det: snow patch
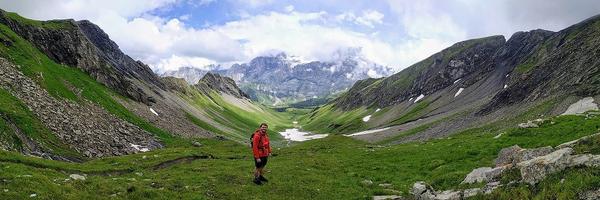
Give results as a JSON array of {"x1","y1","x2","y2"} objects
[
  {"x1": 375, "y1": 108, "x2": 381, "y2": 112},
  {"x1": 494, "y1": 132, "x2": 504, "y2": 139},
  {"x1": 149, "y1": 108, "x2": 159, "y2": 116},
  {"x1": 346, "y1": 127, "x2": 391, "y2": 136},
  {"x1": 279, "y1": 129, "x2": 328, "y2": 141},
  {"x1": 454, "y1": 88, "x2": 464, "y2": 97},
  {"x1": 453, "y1": 79, "x2": 461, "y2": 84},
  {"x1": 130, "y1": 144, "x2": 150, "y2": 152},
  {"x1": 503, "y1": 84, "x2": 508, "y2": 89},
  {"x1": 414, "y1": 94, "x2": 425, "y2": 103},
  {"x1": 562, "y1": 97, "x2": 599, "y2": 115},
  {"x1": 362, "y1": 115, "x2": 372, "y2": 122}
]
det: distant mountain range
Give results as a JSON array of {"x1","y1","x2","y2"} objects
[{"x1": 162, "y1": 51, "x2": 394, "y2": 106}]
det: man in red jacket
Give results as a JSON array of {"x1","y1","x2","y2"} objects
[{"x1": 252, "y1": 123, "x2": 272, "y2": 185}]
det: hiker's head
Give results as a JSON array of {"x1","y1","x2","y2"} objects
[{"x1": 259, "y1": 123, "x2": 268, "y2": 132}]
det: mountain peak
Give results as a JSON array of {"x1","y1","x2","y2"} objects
[{"x1": 195, "y1": 72, "x2": 249, "y2": 99}]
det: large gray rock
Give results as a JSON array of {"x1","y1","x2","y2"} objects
[
  {"x1": 518, "y1": 121, "x2": 539, "y2": 128},
  {"x1": 579, "y1": 189, "x2": 600, "y2": 200},
  {"x1": 556, "y1": 133, "x2": 600, "y2": 149},
  {"x1": 516, "y1": 148, "x2": 573, "y2": 185},
  {"x1": 515, "y1": 146, "x2": 554, "y2": 164},
  {"x1": 372, "y1": 195, "x2": 404, "y2": 200},
  {"x1": 412, "y1": 181, "x2": 436, "y2": 200},
  {"x1": 495, "y1": 145, "x2": 554, "y2": 167},
  {"x1": 495, "y1": 145, "x2": 523, "y2": 167},
  {"x1": 568, "y1": 154, "x2": 600, "y2": 167},
  {"x1": 69, "y1": 174, "x2": 86, "y2": 181},
  {"x1": 462, "y1": 166, "x2": 506, "y2": 184},
  {"x1": 462, "y1": 188, "x2": 482, "y2": 198},
  {"x1": 434, "y1": 190, "x2": 461, "y2": 200}
]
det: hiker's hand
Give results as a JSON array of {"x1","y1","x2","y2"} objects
[
  {"x1": 268, "y1": 153, "x2": 272, "y2": 157},
  {"x1": 256, "y1": 158, "x2": 261, "y2": 163}
]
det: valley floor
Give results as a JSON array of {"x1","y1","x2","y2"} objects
[{"x1": 1, "y1": 114, "x2": 600, "y2": 199}]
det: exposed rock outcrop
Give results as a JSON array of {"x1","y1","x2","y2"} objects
[
  {"x1": 0, "y1": 10, "x2": 164, "y2": 105},
  {"x1": 195, "y1": 72, "x2": 249, "y2": 99},
  {"x1": 411, "y1": 133, "x2": 600, "y2": 199}
]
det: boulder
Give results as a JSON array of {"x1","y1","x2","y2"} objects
[
  {"x1": 579, "y1": 189, "x2": 600, "y2": 200},
  {"x1": 372, "y1": 195, "x2": 404, "y2": 200},
  {"x1": 556, "y1": 133, "x2": 600, "y2": 149},
  {"x1": 463, "y1": 188, "x2": 482, "y2": 198},
  {"x1": 462, "y1": 166, "x2": 506, "y2": 184},
  {"x1": 514, "y1": 146, "x2": 554, "y2": 164},
  {"x1": 495, "y1": 145, "x2": 523, "y2": 167},
  {"x1": 192, "y1": 141, "x2": 202, "y2": 147},
  {"x1": 516, "y1": 148, "x2": 573, "y2": 185},
  {"x1": 434, "y1": 190, "x2": 460, "y2": 200},
  {"x1": 495, "y1": 145, "x2": 554, "y2": 167},
  {"x1": 568, "y1": 154, "x2": 600, "y2": 167},
  {"x1": 69, "y1": 174, "x2": 86, "y2": 181},
  {"x1": 361, "y1": 179, "x2": 374, "y2": 186},
  {"x1": 483, "y1": 181, "x2": 502, "y2": 194},
  {"x1": 412, "y1": 181, "x2": 436, "y2": 200},
  {"x1": 518, "y1": 121, "x2": 539, "y2": 128}
]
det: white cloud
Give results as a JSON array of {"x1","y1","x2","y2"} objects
[
  {"x1": 179, "y1": 14, "x2": 191, "y2": 21},
  {"x1": 284, "y1": 5, "x2": 295, "y2": 13},
  {"x1": 355, "y1": 10, "x2": 384, "y2": 28},
  {"x1": 335, "y1": 10, "x2": 385, "y2": 28},
  {"x1": 155, "y1": 55, "x2": 215, "y2": 72},
  {"x1": 213, "y1": 11, "x2": 407, "y2": 70}
]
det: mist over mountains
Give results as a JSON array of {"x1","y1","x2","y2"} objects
[{"x1": 162, "y1": 50, "x2": 394, "y2": 105}]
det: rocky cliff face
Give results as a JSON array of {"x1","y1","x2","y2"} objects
[
  {"x1": 194, "y1": 72, "x2": 250, "y2": 99},
  {"x1": 480, "y1": 15, "x2": 600, "y2": 114},
  {"x1": 334, "y1": 15, "x2": 600, "y2": 113},
  {"x1": 333, "y1": 36, "x2": 506, "y2": 110},
  {"x1": 0, "y1": 10, "x2": 163, "y2": 105}
]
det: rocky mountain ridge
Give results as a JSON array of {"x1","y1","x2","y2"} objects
[
  {"x1": 303, "y1": 14, "x2": 600, "y2": 144},
  {"x1": 163, "y1": 52, "x2": 394, "y2": 105},
  {"x1": 0, "y1": 10, "x2": 164, "y2": 105}
]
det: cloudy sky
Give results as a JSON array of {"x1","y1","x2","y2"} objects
[{"x1": 1, "y1": 0, "x2": 600, "y2": 73}]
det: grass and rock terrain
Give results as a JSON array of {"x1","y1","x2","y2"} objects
[
  {"x1": 2, "y1": 110, "x2": 600, "y2": 199},
  {"x1": 0, "y1": 9, "x2": 600, "y2": 200}
]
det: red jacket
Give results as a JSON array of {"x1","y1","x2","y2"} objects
[{"x1": 252, "y1": 130, "x2": 271, "y2": 158}]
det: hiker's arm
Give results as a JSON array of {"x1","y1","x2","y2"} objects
[{"x1": 252, "y1": 135, "x2": 260, "y2": 159}]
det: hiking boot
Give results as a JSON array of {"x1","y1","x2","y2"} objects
[
  {"x1": 259, "y1": 175, "x2": 268, "y2": 182},
  {"x1": 253, "y1": 178, "x2": 262, "y2": 185}
]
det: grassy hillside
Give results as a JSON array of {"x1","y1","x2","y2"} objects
[
  {"x1": 0, "y1": 22, "x2": 189, "y2": 152},
  {"x1": 184, "y1": 90, "x2": 294, "y2": 145},
  {"x1": 1, "y1": 109, "x2": 599, "y2": 199},
  {"x1": 298, "y1": 104, "x2": 373, "y2": 134}
]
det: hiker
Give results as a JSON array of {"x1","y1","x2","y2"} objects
[{"x1": 251, "y1": 123, "x2": 272, "y2": 185}]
